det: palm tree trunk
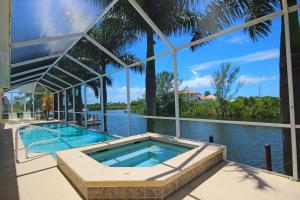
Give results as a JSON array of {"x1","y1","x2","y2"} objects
[
  {"x1": 53, "y1": 93, "x2": 58, "y2": 119},
  {"x1": 101, "y1": 66, "x2": 108, "y2": 132},
  {"x1": 76, "y1": 87, "x2": 83, "y2": 126},
  {"x1": 281, "y1": 0, "x2": 300, "y2": 176},
  {"x1": 146, "y1": 27, "x2": 156, "y2": 132}
]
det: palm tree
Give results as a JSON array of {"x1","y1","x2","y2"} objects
[
  {"x1": 90, "y1": 0, "x2": 204, "y2": 131},
  {"x1": 68, "y1": 13, "x2": 144, "y2": 131},
  {"x1": 192, "y1": 0, "x2": 300, "y2": 175},
  {"x1": 42, "y1": 91, "x2": 53, "y2": 120}
]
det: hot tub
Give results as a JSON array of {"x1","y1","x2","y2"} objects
[
  {"x1": 88, "y1": 139, "x2": 192, "y2": 167},
  {"x1": 57, "y1": 133, "x2": 226, "y2": 199}
]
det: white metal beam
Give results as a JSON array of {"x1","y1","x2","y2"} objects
[
  {"x1": 8, "y1": 79, "x2": 39, "y2": 91},
  {"x1": 11, "y1": 65, "x2": 50, "y2": 78},
  {"x1": 100, "y1": 77, "x2": 105, "y2": 132},
  {"x1": 54, "y1": 65, "x2": 84, "y2": 82},
  {"x1": 11, "y1": 73, "x2": 43, "y2": 84},
  {"x1": 11, "y1": 53, "x2": 62, "y2": 68},
  {"x1": 65, "y1": 54, "x2": 101, "y2": 77},
  {"x1": 84, "y1": 34, "x2": 126, "y2": 66},
  {"x1": 38, "y1": 82, "x2": 58, "y2": 92},
  {"x1": 72, "y1": 87, "x2": 75, "y2": 124},
  {"x1": 84, "y1": 83, "x2": 87, "y2": 127},
  {"x1": 281, "y1": 0, "x2": 298, "y2": 181},
  {"x1": 172, "y1": 52, "x2": 180, "y2": 138},
  {"x1": 58, "y1": 92, "x2": 60, "y2": 120},
  {"x1": 128, "y1": 9, "x2": 286, "y2": 69},
  {"x1": 41, "y1": 78, "x2": 64, "y2": 89},
  {"x1": 126, "y1": 66, "x2": 131, "y2": 136},
  {"x1": 128, "y1": 0, "x2": 176, "y2": 51},
  {"x1": 11, "y1": 32, "x2": 83, "y2": 48},
  {"x1": 64, "y1": 89, "x2": 67, "y2": 122},
  {"x1": 46, "y1": 73, "x2": 73, "y2": 87},
  {"x1": 37, "y1": 0, "x2": 119, "y2": 84}
]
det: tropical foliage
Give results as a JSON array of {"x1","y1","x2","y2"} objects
[{"x1": 211, "y1": 63, "x2": 243, "y2": 116}]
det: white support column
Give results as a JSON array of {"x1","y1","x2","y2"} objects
[
  {"x1": 0, "y1": 88, "x2": 3, "y2": 120},
  {"x1": 84, "y1": 83, "x2": 87, "y2": 128},
  {"x1": 172, "y1": 52, "x2": 181, "y2": 138},
  {"x1": 32, "y1": 93, "x2": 35, "y2": 119},
  {"x1": 72, "y1": 87, "x2": 75, "y2": 124},
  {"x1": 126, "y1": 66, "x2": 131, "y2": 136},
  {"x1": 64, "y1": 89, "x2": 67, "y2": 122},
  {"x1": 100, "y1": 77, "x2": 105, "y2": 132},
  {"x1": 282, "y1": 0, "x2": 298, "y2": 180},
  {"x1": 24, "y1": 99, "x2": 26, "y2": 112},
  {"x1": 58, "y1": 92, "x2": 60, "y2": 120},
  {"x1": 10, "y1": 92, "x2": 13, "y2": 113}
]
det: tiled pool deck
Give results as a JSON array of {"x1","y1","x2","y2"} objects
[{"x1": 0, "y1": 122, "x2": 299, "y2": 200}]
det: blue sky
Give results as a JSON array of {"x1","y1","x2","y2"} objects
[{"x1": 99, "y1": 15, "x2": 282, "y2": 103}]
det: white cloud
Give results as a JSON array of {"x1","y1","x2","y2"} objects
[
  {"x1": 189, "y1": 49, "x2": 279, "y2": 72},
  {"x1": 224, "y1": 35, "x2": 250, "y2": 45},
  {"x1": 180, "y1": 75, "x2": 213, "y2": 90},
  {"x1": 107, "y1": 86, "x2": 145, "y2": 102},
  {"x1": 35, "y1": 0, "x2": 97, "y2": 53},
  {"x1": 238, "y1": 75, "x2": 278, "y2": 84},
  {"x1": 179, "y1": 73, "x2": 278, "y2": 91}
]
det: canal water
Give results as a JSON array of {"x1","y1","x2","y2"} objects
[{"x1": 88, "y1": 110, "x2": 287, "y2": 174}]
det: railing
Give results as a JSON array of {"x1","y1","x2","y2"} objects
[{"x1": 15, "y1": 124, "x2": 61, "y2": 163}]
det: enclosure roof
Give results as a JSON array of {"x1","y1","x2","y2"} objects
[{"x1": 4, "y1": 0, "x2": 115, "y2": 92}]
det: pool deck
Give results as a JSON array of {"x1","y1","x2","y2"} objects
[{"x1": 1, "y1": 122, "x2": 300, "y2": 200}]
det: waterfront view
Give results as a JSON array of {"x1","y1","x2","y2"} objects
[{"x1": 88, "y1": 110, "x2": 285, "y2": 173}]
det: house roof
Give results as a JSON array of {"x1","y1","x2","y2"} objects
[{"x1": 178, "y1": 90, "x2": 199, "y2": 94}]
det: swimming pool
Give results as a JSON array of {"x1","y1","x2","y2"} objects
[
  {"x1": 19, "y1": 123, "x2": 115, "y2": 158},
  {"x1": 88, "y1": 139, "x2": 192, "y2": 167}
]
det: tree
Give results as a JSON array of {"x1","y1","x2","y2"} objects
[
  {"x1": 156, "y1": 71, "x2": 175, "y2": 116},
  {"x1": 68, "y1": 13, "x2": 144, "y2": 131},
  {"x1": 195, "y1": 0, "x2": 300, "y2": 177},
  {"x1": 211, "y1": 63, "x2": 243, "y2": 117},
  {"x1": 94, "y1": 0, "x2": 204, "y2": 131},
  {"x1": 204, "y1": 91, "x2": 211, "y2": 96},
  {"x1": 42, "y1": 91, "x2": 53, "y2": 120}
]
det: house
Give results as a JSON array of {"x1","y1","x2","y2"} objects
[
  {"x1": 178, "y1": 90, "x2": 200, "y2": 101},
  {"x1": 198, "y1": 94, "x2": 217, "y2": 101},
  {"x1": 178, "y1": 90, "x2": 216, "y2": 101}
]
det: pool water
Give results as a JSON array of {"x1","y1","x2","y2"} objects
[
  {"x1": 88, "y1": 139, "x2": 192, "y2": 167},
  {"x1": 19, "y1": 123, "x2": 115, "y2": 158}
]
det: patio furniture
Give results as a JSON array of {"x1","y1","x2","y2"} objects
[
  {"x1": 23, "y1": 112, "x2": 34, "y2": 121},
  {"x1": 8, "y1": 113, "x2": 21, "y2": 123}
]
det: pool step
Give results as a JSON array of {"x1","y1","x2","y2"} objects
[{"x1": 102, "y1": 147, "x2": 159, "y2": 167}]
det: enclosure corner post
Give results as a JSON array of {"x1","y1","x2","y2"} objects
[
  {"x1": 57, "y1": 91, "x2": 60, "y2": 120},
  {"x1": 172, "y1": 51, "x2": 180, "y2": 138},
  {"x1": 100, "y1": 77, "x2": 105, "y2": 132},
  {"x1": 72, "y1": 87, "x2": 75, "y2": 125},
  {"x1": 0, "y1": 88, "x2": 3, "y2": 120},
  {"x1": 64, "y1": 89, "x2": 67, "y2": 122},
  {"x1": 126, "y1": 66, "x2": 131, "y2": 136},
  {"x1": 84, "y1": 83, "x2": 87, "y2": 128},
  {"x1": 281, "y1": 0, "x2": 298, "y2": 180}
]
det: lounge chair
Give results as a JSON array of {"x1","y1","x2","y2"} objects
[
  {"x1": 23, "y1": 112, "x2": 34, "y2": 121},
  {"x1": 8, "y1": 113, "x2": 21, "y2": 123}
]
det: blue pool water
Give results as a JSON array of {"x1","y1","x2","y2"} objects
[
  {"x1": 19, "y1": 123, "x2": 115, "y2": 158},
  {"x1": 88, "y1": 139, "x2": 192, "y2": 167}
]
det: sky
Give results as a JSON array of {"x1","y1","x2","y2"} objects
[
  {"x1": 9, "y1": 0, "x2": 300, "y2": 104},
  {"x1": 99, "y1": 15, "x2": 283, "y2": 103}
]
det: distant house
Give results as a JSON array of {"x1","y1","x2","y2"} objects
[
  {"x1": 178, "y1": 90, "x2": 216, "y2": 101},
  {"x1": 198, "y1": 94, "x2": 217, "y2": 101},
  {"x1": 178, "y1": 90, "x2": 200, "y2": 101}
]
